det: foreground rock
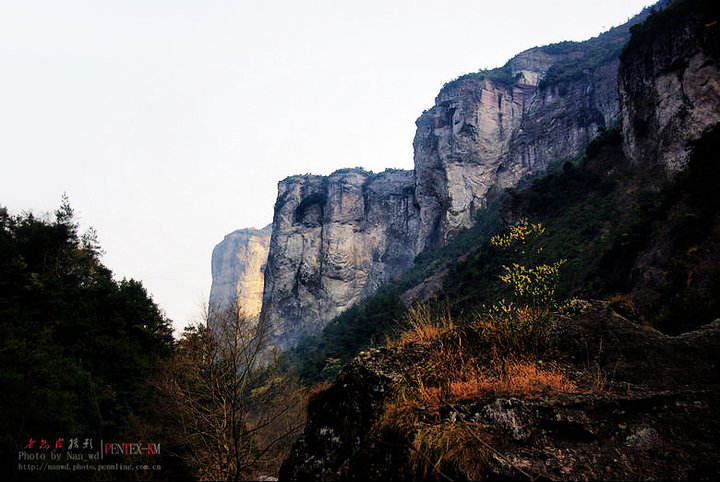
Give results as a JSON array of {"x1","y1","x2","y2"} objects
[{"x1": 280, "y1": 302, "x2": 720, "y2": 480}]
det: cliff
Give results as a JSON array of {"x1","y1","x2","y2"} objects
[
  {"x1": 209, "y1": 225, "x2": 272, "y2": 317},
  {"x1": 260, "y1": 169, "x2": 419, "y2": 351},
  {"x1": 620, "y1": 0, "x2": 720, "y2": 175},
  {"x1": 414, "y1": 42, "x2": 621, "y2": 248},
  {"x1": 213, "y1": 6, "x2": 655, "y2": 351},
  {"x1": 257, "y1": 22, "x2": 644, "y2": 349}
]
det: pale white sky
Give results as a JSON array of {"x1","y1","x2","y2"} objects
[{"x1": 0, "y1": 0, "x2": 657, "y2": 332}]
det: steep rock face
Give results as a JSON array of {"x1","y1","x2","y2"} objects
[
  {"x1": 619, "y1": 0, "x2": 720, "y2": 174},
  {"x1": 220, "y1": 11, "x2": 651, "y2": 348},
  {"x1": 209, "y1": 225, "x2": 272, "y2": 317},
  {"x1": 260, "y1": 169, "x2": 419, "y2": 351},
  {"x1": 414, "y1": 46, "x2": 621, "y2": 248}
]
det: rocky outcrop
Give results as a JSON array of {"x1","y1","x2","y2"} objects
[
  {"x1": 260, "y1": 169, "x2": 420, "y2": 351},
  {"x1": 414, "y1": 40, "x2": 625, "y2": 248},
  {"x1": 279, "y1": 303, "x2": 720, "y2": 480},
  {"x1": 209, "y1": 225, "x2": 272, "y2": 317},
  {"x1": 619, "y1": 0, "x2": 720, "y2": 174}
]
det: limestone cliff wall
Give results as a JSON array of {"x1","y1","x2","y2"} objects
[
  {"x1": 260, "y1": 169, "x2": 419, "y2": 351},
  {"x1": 209, "y1": 225, "x2": 272, "y2": 317},
  {"x1": 262, "y1": 42, "x2": 620, "y2": 348},
  {"x1": 619, "y1": 0, "x2": 720, "y2": 175},
  {"x1": 414, "y1": 47, "x2": 622, "y2": 249},
  {"x1": 215, "y1": 11, "x2": 654, "y2": 350}
]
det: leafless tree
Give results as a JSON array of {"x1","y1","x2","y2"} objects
[{"x1": 151, "y1": 302, "x2": 305, "y2": 481}]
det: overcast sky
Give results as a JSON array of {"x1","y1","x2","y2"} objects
[{"x1": 0, "y1": 0, "x2": 657, "y2": 332}]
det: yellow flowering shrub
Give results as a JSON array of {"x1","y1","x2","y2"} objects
[
  {"x1": 490, "y1": 219, "x2": 545, "y2": 257},
  {"x1": 488, "y1": 219, "x2": 566, "y2": 340},
  {"x1": 499, "y1": 261, "x2": 566, "y2": 309}
]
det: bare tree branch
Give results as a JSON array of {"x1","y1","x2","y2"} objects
[{"x1": 144, "y1": 300, "x2": 307, "y2": 480}]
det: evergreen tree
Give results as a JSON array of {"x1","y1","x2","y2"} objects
[{"x1": 0, "y1": 198, "x2": 175, "y2": 478}]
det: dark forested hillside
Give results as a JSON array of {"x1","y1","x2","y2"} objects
[{"x1": 0, "y1": 199, "x2": 176, "y2": 478}]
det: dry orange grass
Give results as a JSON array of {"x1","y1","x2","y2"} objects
[
  {"x1": 450, "y1": 359, "x2": 578, "y2": 401},
  {"x1": 415, "y1": 381, "x2": 443, "y2": 415},
  {"x1": 411, "y1": 420, "x2": 493, "y2": 480},
  {"x1": 402, "y1": 359, "x2": 577, "y2": 415},
  {"x1": 382, "y1": 393, "x2": 422, "y2": 433},
  {"x1": 306, "y1": 380, "x2": 331, "y2": 402},
  {"x1": 381, "y1": 393, "x2": 494, "y2": 480},
  {"x1": 393, "y1": 304, "x2": 454, "y2": 347}
]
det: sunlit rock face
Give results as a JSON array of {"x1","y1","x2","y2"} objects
[
  {"x1": 260, "y1": 169, "x2": 420, "y2": 351},
  {"x1": 414, "y1": 46, "x2": 621, "y2": 250},
  {"x1": 209, "y1": 225, "x2": 272, "y2": 317}
]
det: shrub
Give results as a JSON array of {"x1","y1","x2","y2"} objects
[
  {"x1": 378, "y1": 221, "x2": 580, "y2": 479},
  {"x1": 488, "y1": 219, "x2": 566, "y2": 346}
]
